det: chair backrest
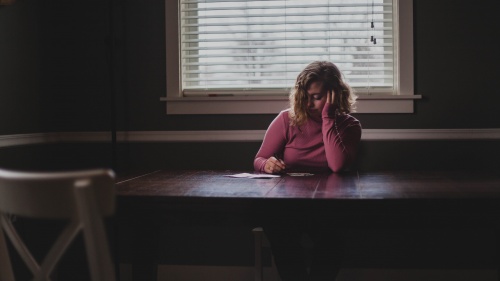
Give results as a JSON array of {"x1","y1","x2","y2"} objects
[{"x1": 0, "y1": 168, "x2": 116, "y2": 281}]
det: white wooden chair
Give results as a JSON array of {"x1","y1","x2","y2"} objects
[{"x1": 0, "y1": 168, "x2": 116, "y2": 281}]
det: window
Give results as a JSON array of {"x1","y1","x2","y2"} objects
[{"x1": 164, "y1": 0, "x2": 419, "y2": 114}]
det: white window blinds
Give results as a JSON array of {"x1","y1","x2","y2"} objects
[{"x1": 180, "y1": 0, "x2": 396, "y2": 96}]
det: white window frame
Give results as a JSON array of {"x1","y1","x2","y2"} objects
[{"x1": 163, "y1": 0, "x2": 420, "y2": 115}]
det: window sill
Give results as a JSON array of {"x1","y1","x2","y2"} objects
[{"x1": 160, "y1": 94, "x2": 422, "y2": 115}]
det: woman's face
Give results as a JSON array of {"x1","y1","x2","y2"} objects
[{"x1": 306, "y1": 81, "x2": 327, "y2": 119}]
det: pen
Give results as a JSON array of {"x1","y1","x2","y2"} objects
[{"x1": 274, "y1": 153, "x2": 283, "y2": 163}]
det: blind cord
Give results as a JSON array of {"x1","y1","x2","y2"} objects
[{"x1": 370, "y1": 0, "x2": 376, "y2": 44}]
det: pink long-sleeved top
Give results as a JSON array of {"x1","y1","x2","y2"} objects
[{"x1": 254, "y1": 104, "x2": 362, "y2": 173}]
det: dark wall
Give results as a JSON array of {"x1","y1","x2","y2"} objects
[
  {"x1": 36, "y1": 1, "x2": 113, "y2": 132},
  {"x1": 0, "y1": 0, "x2": 112, "y2": 134},
  {"x1": 0, "y1": 0, "x2": 499, "y2": 172},
  {"x1": 0, "y1": 0, "x2": 42, "y2": 134}
]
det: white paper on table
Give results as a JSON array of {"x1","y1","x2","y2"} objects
[
  {"x1": 287, "y1": 173, "x2": 314, "y2": 176},
  {"x1": 224, "y1": 173, "x2": 281, "y2": 179}
]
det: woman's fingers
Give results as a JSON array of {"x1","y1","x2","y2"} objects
[
  {"x1": 265, "y1": 157, "x2": 286, "y2": 174},
  {"x1": 326, "y1": 90, "x2": 334, "y2": 104},
  {"x1": 274, "y1": 157, "x2": 286, "y2": 170}
]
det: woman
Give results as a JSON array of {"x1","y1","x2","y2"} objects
[
  {"x1": 254, "y1": 60, "x2": 361, "y2": 174},
  {"x1": 253, "y1": 61, "x2": 362, "y2": 281}
]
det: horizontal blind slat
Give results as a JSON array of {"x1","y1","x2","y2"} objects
[
  {"x1": 182, "y1": 12, "x2": 391, "y2": 20},
  {"x1": 182, "y1": 19, "x2": 392, "y2": 27},
  {"x1": 183, "y1": 43, "x2": 392, "y2": 50},
  {"x1": 183, "y1": 59, "x2": 394, "y2": 66},
  {"x1": 182, "y1": 0, "x2": 391, "y2": 7},
  {"x1": 183, "y1": 51, "x2": 393, "y2": 58},
  {"x1": 183, "y1": 36, "x2": 393, "y2": 43},
  {"x1": 184, "y1": 75, "x2": 393, "y2": 82},
  {"x1": 182, "y1": 67, "x2": 393, "y2": 74}
]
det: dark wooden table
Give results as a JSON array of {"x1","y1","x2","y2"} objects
[{"x1": 115, "y1": 170, "x2": 500, "y2": 280}]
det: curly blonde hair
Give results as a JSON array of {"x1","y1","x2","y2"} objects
[{"x1": 289, "y1": 61, "x2": 357, "y2": 126}]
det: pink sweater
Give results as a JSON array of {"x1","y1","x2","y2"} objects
[{"x1": 254, "y1": 104, "x2": 362, "y2": 173}]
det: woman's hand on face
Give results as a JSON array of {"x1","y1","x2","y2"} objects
[{"x1": 264, "y1": 156, "x2": 286, "y2": 174}]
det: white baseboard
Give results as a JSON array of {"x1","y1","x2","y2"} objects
[
  {"x1": 0, "y1": 133, "x2": 49, "y2": 147},
  {"x1": 1, "y1": 128, "x2": 500, "y2": 147}
]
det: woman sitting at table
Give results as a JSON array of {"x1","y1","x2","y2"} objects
[
  {"x1": 254, "y1": 60, "x2": 361, "y2": 174},
  {"x1": 253, "y1": 60, "x2": 362, "y2": 281}
]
